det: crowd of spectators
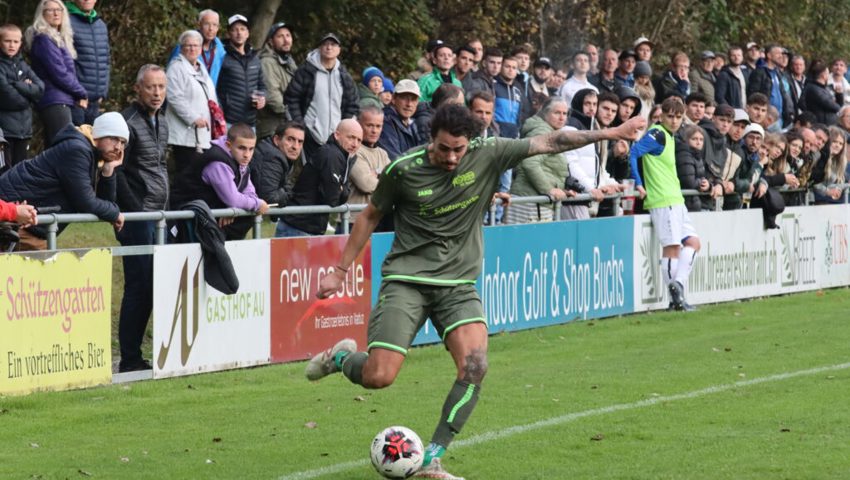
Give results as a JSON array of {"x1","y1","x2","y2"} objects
[{"x1": 1, "y1": 1, "x2": 850, "y2": 369}]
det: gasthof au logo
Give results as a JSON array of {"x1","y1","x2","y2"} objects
[
  {"x1": 157, "y1": 258, "x2": 202, "y2": 369},
  {"x1": 778, "y1": 213, "x2": 817, "y2": 287},
  {"x1": 639, "y1": 220, "x2": 663, "y2": 304},
  {"x1": 452, "y1": 171, "x2": 475, "y2": 188}
]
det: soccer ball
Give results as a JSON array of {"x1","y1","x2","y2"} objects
[{"x1": 370, "y1": 426, "x2": 424, "y2": 479}]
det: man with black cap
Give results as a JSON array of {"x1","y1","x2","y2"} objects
[
  {"x1": 615, "y1": 50, "x2": 637, "y2": 88},
  {"x1": 418, "y1": 40, "x2": 463, "y2": 103},
  {"x1": 258, "y1": 21, "x2": 297, "y2": 139},
  {"x1": 216, "y1": 14, "x2": 266, "y2": 129},
  {"x1": 0, "y1": 112, "x2": 127, "y2": 250},
  {"x1": 528, "y1": 56, "x2": 552, "y2": 98},
  {"x1": 285, "y1": 32, "x2": 359, "y2": 160},
  {"x1": 690, "y1": 51, "x2": 717, "y2": 101}
]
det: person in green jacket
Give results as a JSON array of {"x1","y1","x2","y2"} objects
[
  {"x1": 358, "y1": 66, "x2": 384, "y2": 110},
  {"x1": 417, "y1": 40, "x2": 463, "y2": 103},
  {"x1": 506, "y1": 96, "x2": 578, "y2": 224}
]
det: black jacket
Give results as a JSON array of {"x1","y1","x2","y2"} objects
[
  {"x1": 285, "y1": 137, "x2": 355, "y2": 234},
  {"x1": 216, "y1": 43, "x2": 266, "y2": 126},
  {"x1": 378, "y1": 105, "x2": 421, "y2": 160},
  {"x1": 179, "y1": 200, "x2": 239, "y2": 295},
  {"x1": 0, "y1": 52, "x2": 43, "y2": 139},
  {"x1": 171, "y1": 144, "x2": 249, "y2": 209},
  {"x1": 68, "y1": 9, "x2": 110, "y2": 100},
  {"x1": 283, "y1": 59, "x2": 358, "y2": 124},
  {"x1": 0, "y1": 124, "x2": 118, "y2": 238},
  {"x1": 799, "y1": 80, "x2": 842, "y2": 126},
  {"x1": 747, "y1": 66, "x2": 794, "y2": 125},
  {"x1": 250, "y1": 137, "x2": 292, "y2": 211},
  {"x1": 675, "y1": 137, "x2": 707, "y2": 212},
  {"x1": 714, "y1": 65, "x2": 745, "y2": 108},
  {"x1": 117, "y1": 102, "x2": 169, "y2": 212}
]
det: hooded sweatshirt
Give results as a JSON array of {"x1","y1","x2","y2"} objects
[{"x1": 303, "y1": 49, "x2": 343, "y2": 145}]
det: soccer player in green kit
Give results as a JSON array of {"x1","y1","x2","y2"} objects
[
  {"x1": 311, "y1": 104, "x2": 646, "y2": 479},
  {"x1": 629, "y1": 96, "x2": 702, "y2": 311}
]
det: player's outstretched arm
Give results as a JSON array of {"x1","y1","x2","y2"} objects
[
  {"x1": 527, "y1": 115, "x2": 647, "y2": 156},
  {"x1": 316, "y1": 203, "x2": 384, "y2": 299}
]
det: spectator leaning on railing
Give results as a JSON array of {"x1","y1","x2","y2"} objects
[{"x1": 0, "y1": 111, "x2": 126, "y2": 250}]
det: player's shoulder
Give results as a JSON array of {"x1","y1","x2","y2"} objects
[
  {"x1": 385, "y1": 147, "x2": 429, "y2": 178},
  {"x1": 646, "y1": 127, "x2": 667, "y2": 145}
]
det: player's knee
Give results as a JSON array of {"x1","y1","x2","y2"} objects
[
  {"x1": 461, "y1": 349, "x2": 488, "y2": 384},
  {"x1": 362, "y1": 364, "x2": 397, "y2": 389}
]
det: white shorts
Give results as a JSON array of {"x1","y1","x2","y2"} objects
[{"x1": 649, "y1": 204, "x2": 698, "y2": 247}]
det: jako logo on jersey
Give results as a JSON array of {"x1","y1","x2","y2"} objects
[
  {"x1": 417, "y1": 189, "x2": 433, "y2": 197},
  {"x1": 452, "y1": 171, "x2": 475, "y2": 187}
]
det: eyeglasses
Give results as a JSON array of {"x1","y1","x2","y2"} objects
[{"x1": 44, "y1": 8, "x2": 62, "y2": 14}]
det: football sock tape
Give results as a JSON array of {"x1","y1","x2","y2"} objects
[{"x1": 431, "y1": 380, "x2": 480, "y2": 451}]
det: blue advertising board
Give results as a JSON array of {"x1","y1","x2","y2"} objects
[{"x1": 370, "y1": 217, "x2": 635, "y2": 346}]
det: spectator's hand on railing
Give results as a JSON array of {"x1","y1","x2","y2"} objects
[
  {"x1": 785, "y1": 174, "x2": 799, "y2": 188},
  {"x1": 636, "y1": 185, "x2": 646, "y2": 199},
  {"x1": 723, "y1": 181, "x2": 734, "y2": 194},
  {"x1": 218, "y1": 216, "x2": 234, "y2": 227},
  {"x1": 710, "y1": 184, "x2": 723, "y2": 198},
  {"x1": 548, "y1": 188, "x2": 567, "y2": 201},
  {"x1": 754, "y1": 183, "x2": 767, "y2": 199},
  {"x1": 698, "y1": 178, "x2": 710, "y2": 191},
  {"x1": 828, "y1": 187, "x2": 842, "y2": 200},
  {"x1": 16, "y1": 202, "x2": 37, "y2": 227},
  {"x1": 492, "y1": 192, "x2": 512, "y2": 206},
  {"x1": 589, "y1": 188, "x2": 604, "y2": 202},
  {"x1": 113, "y1": 213, "x2": 125, "y2": 232},
  {"x1": 256, "y1": 200, "x2": 270, "y2": 215},
  {"x1": 600, "y1": 184, "x2": 619, "y2": 195},
  {"x1": 317, "y1": 268, "x2": 346, "y2": 299},
  {"x1": 193, "y1": 118, "x2": 210, "y2": 129}
]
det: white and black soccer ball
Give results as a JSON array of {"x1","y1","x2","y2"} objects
[{"x1": 370, "y1": 426, "x2": 424, "y2": 479}]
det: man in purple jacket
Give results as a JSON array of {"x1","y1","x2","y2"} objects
[{"x1": 171, "y1": 123, "x2": 269, "y2": 239}]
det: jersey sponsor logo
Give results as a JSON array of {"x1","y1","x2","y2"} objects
[
  {"x1": 417, "y1": 188, "x2": 433, "y2": 197},
  {"x1": 452, "y1": 171, "x2": 476, "y2": 188}
]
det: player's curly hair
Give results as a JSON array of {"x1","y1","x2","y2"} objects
[{"x1": 430, "y1": 104, "x2": 484, "y2": 140}]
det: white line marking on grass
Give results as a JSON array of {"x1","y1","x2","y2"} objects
[{"x1": 278, "y1": 362, "x2": 850, "y2": 480}]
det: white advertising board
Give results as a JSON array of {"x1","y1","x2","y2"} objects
[{"x1": 152, "y1": 240, "x2": 271, "y2": 378}]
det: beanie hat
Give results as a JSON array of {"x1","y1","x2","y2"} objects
[
  {"x1": 362, "y1": 66, "x2": 384, "y2": 87},
  {"x1": 634, "y1": 61, "x2": 652, "y2": 78},
  {"x1": 382, "y1": 77, "x2": 395, "y2": 94},
  {"x1": 92, "y1": 112, "x2": 129, "y2": 142}
]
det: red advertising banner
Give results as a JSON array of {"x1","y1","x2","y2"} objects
[{"x1": 270, "y1": 236, "x2": 371, "y2": 363}]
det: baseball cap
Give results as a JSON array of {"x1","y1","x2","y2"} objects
[
  {"x1": 266, "y1": 21, "x2": 292, "y2": 41},
  {"x1": 428, "y1": 39, "x2": 451, "y2": 55},
  {"x1": 633, "y1": 36, "x2": 653, "y2": 49},
  {"x1": 394, "y1": 79, "x2": 421, "y2": 98},
  {"x1": 733, "y1": 108, "x2": 750, "y2": 124},
  {"x1": 743, "y1": 123, "x2": 764, "y2": 138},
  {"x1": 227, "y1": 14, "x2": 249, "y2": 28},
  {"x1": 746, "y1": 41, "x2": 759, "y2": 50},
  {"x1": 318, "y1": 32, "x2": 341, "y2": 46},
  {"x1": 701, "y1": 50, "x2": 716, "y2": 60},
  {"x1": 619, "y1": 49, "x2": 637, "y2": 61},
  {"x1": 534, "y1": 56, "x2": 553, "y2": 68}
]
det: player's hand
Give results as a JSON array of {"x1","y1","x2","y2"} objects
[
  {"x1": 492, "y1": 192, "x2": 511, "y2": 207},
  {"x1": 15, "y1": 202, "x2": 37, "y2": 227},
  {"x1": 636, "y1": 185, "x2": 646, "y2": 199},
  {"x1": 616, "y1": 116, "x2": 647, "y2": 141},
  {"x1": 317, "y1": 268, "x2": 345, "y2": 299}
]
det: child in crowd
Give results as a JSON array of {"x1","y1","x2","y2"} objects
[{"x1": 0, "y1": 23, "x2": 43, "y2": 170}]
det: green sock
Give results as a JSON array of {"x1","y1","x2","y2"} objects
[
  {"x1": 430, "y1": 380, "x2": 480, "y2": 449},
  {"x1": 340, "y1": 351, "x2": 368, "y2": 386},
  {"x1": 422, "y1": 442, "x2": 446, "y2": 467}
]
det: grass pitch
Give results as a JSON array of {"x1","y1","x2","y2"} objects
[{"x1": 1, "y1": 288, "x2": 848, "y2": 479}]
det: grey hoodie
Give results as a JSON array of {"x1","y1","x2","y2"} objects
[{"x1": 304, "y1": 49, "x2": 342, "y2": 145}]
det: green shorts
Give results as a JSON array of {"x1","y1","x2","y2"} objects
[{"x1": 367, "y1": 281, "x2": 487, "y2": 355}]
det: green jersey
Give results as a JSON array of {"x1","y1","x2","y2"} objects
[
  {"x1": 629, "y1": 124, "x2": 685, "y2": 210},
  {"x1": 371, "y1": 137, "x2": 532, "y2": 286}
]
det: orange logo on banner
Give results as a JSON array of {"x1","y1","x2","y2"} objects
[{"x1": 270, "y1": 237, "x2": 371, "y2": 363}]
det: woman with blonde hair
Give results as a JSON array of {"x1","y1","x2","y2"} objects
[
  {"x1": 25, "y1": 0, "x2": 87, "y2": 145},
  {"x1": 813, "y1": 126, "x2": 848, "y2": 203}
]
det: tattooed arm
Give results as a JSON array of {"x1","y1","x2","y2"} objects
[{"x1": 527, "y1": 115, "x2": 647, "y2": 156}]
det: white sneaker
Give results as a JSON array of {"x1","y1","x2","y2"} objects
[
  {"x1": 304, "y1": 338, "x2": 357, "y2": 381},
  {"x1": 413, "y1": 458, "x2": 465, "y2": 480}
]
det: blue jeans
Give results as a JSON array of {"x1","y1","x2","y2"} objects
[
  {"x1": 275, "y1": 220, "x2": 312, "y2": 237},
  {"x1": 115, "y1": 220, "x2": 157, "y2": 368}
]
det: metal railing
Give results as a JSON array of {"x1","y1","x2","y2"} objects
[{"x1": 26, "y1": 185, "x2": 848, "y2": 252}]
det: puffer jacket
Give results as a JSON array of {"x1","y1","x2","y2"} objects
[
  {"x1": 216, "y1": 43, "x2": 265, "y2": 126},
  {"x1": 799, "y1": 80, "x2": 842, "y2": 126},
  {"x1": 0, "y1": 52, "x2": 44, "y2": 138},
  {"x1": 250, "y1": 137, "x2": 291, "y2": 208},
  {"x1": 674, "y1": 136, "x2": 707, "y2": 211},
  {"x1": 27, "y1": 32, "x2": 87, "y2": 109},
  {"x1": 257, "y1": 45, "x2": 297, "y2": 138},
  {"x1": 284, "y1": 49, "x2": 359, "y2": 142},
  {"x1": 117, "y1": 102, "x2": 169, "y2": 212},
  {"x1": 66, "y1": 2, "x2": 110, "y2": 100},
  {"x1": 510, "y1": 115, "x2": 569, "y2": 196},
  {"x1": 0, "y1": 124, "x2": 119, "y2": 238}
]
